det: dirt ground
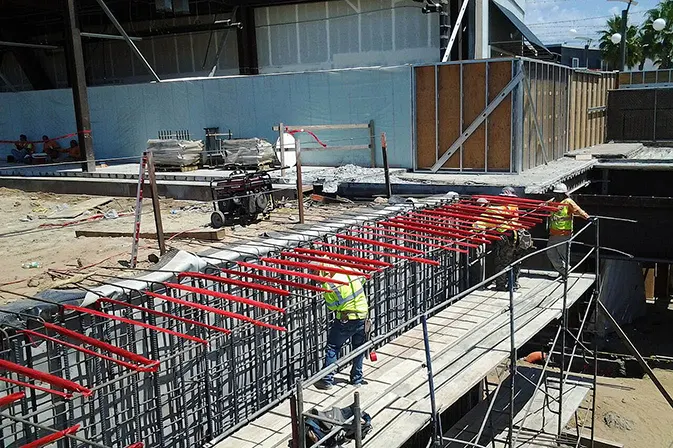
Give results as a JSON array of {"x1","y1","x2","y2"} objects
[
  {"x1": 586, "y1": 369, "x2": 673, "y2": 447},
  {"x1": 0, "y1": 187, "x2": 368, "y2": 303}
]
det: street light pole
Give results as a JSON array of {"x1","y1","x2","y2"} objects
[{"x1": 610, "y1": 0, "x2": 638, "y2": 70}]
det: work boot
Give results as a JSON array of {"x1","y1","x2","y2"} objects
[{"x1": 315, "y1": 380, "x2": 333, "y2": 391}]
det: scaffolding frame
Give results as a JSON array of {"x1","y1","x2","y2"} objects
[{"x1": 289, "y1": 215, "x2": 603, "y2": 448}]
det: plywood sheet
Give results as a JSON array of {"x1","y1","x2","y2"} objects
[
  {"x1": 462, "y1": 63, "x2": 487, "y2": 170},
  {"x1": 486, "y1": 61, "x2": 512, "y2": 171},
  {"x1": 415, "y1": 66, "x2": 437, "y2": 169},
  {"x1": 438, "y1": 64, "x2": 462, "y2": 169}
]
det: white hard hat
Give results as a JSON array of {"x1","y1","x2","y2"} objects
[
  {"x1": 553, "y1": 183, "x2": 569, "y2": 194},
  {"x1": 476, "y1": 197, "x2": 489, "y2": 205}
]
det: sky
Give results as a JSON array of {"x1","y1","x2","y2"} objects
[{"x1": 524, "y1": 0, "x2": 661, "y2": 46}]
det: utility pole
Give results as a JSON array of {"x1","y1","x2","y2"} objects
[
  {"x1": 64, "y1": 0, "x2": 95, "y2": 172},
  {"x1": 611, "y1": 0, "x2": 638, "y2": 70}
]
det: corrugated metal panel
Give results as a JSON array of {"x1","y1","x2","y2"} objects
[{"x1": 255, "y1": 0, "x2": 439, "y2": 73}]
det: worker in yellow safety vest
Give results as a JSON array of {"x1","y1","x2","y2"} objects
[
  {"x1": 547, "y1": 183, "x2": 590, "y2": 275},
  {"x1": 315, "y1": 266, "x2": 369, "y2": 390},
  {"x1": 470, "y1": 197, "x2": 491, "y2": 285},
  {"x1": 483, "y1": 187, "x2": 521, "y2": 291}
]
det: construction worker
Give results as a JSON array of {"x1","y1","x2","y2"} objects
[
  {"x1": 488, "y1": 187, "x2": 521, "y2": 291},
  {"x1": 547, "y1": 183, "x2": 590, "y2": 275},
  {"x1": 11, "y1": 135, "x2": 35, "y2": 163},
  {"x1": 41, "y1": 135, "x2": 61, "y2": 161},
  {"x1": 315, "y1": 265, "x2": 369, "y2": 390}
]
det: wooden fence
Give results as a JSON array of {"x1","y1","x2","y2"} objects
[
  {"x1": 568, "y1": 70, "x2": 617, "y2": 152},
  {"x1": 414, "y1": 58, "x2": 617, "y2": 172}
]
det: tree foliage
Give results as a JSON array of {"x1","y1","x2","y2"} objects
[
  {"x1": 598, "y1": 15, "x2": 642, "y2": 70},
  {"x1": 599, "y1": 0, "x2": 673, "y2": 70}
]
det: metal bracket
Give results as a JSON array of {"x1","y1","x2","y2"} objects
[
  {"x1": 523, "y1": 75, "x2": 549, "y2": 165},
  {"x1": 431, "y1": 71, "x2": 524, "y2": 172}
]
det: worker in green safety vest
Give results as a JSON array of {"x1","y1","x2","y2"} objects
[
  {"x1": 315, "y1": 266, "x2": 369, "y2": 391},
  {"x1": 547, "y1": 183, "x2": 590, "y2": 275}
]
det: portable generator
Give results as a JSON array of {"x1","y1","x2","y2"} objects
[{"x1": 210, "y1": 169, "x2": 275, "y2": 227}]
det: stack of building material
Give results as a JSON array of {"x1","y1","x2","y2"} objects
[{"x1": 146, "y1": 139, "x2": 203, "y2": 167}]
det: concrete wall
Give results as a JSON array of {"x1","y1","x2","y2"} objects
[{"x1": 0, "y1": 65, "x2": 414, "y2": 168}]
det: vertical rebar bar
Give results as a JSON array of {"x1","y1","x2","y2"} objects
[
  {"x1": 296, "y1": 382, "x2": 305, "y2": 448},
  {"x1": 507, "y1": 268, "x2": 516, "y2": 448},
  {"x1": 422, "y1": 315, "x2": 441, "y2": 447},
  {"x1": 559, "y1": 239, "x2": 570, "y2": 436},
  {"x1": 353, "y1": 391, "x2": 363, "y2": 448},
  {"x1": 591, "y1": 219, "x2": 599, "y2": 448}
]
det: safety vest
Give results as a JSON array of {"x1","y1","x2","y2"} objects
[
  {"x1": 549, "y1": 200, "x2": 573, "y2": 234},
  {"x1": 476, "y1": 204, "x2": 519, "y2": 232},
  {"x1": 322, "y1": 273, "x2": 368, "y2": 320}
]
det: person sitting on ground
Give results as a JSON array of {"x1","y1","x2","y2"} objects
[
  {"x1": 11, "y1": 135, "x2": 35, "y2": 163},
  {"x1": 41, "y1": 135, "x2": 61, "y2": 161},
  {"x1": 53, "y1": 140, "x2": 80, "y2": 162}
]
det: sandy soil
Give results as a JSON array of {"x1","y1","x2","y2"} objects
[
  {"x1": 574, "y1": 369, "x2": 673, "y2": 448},
  {"x1": 0, "y1": 187, "x2": 367, "y2": 304}
]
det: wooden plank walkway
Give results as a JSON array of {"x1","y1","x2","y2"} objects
[
  {"x1": 214, "y1": 272, "x2": 595, "y2": 448},
  {"x1": 444, "y1": 366, "x2": 592, "y2": 448}
]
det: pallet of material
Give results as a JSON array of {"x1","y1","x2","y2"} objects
[
  {"x1": 75, "y1": 229, "x2": 225, "y2": 241},
  {"x1": 154, "y1": 164, "x2": 200, "y2": 172}
]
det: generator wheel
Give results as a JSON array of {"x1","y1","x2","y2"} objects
[{"x1": 210, "y1": 211, "x2": 226, "y2": 229}]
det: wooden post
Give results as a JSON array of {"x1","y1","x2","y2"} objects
[
  {"x1": 381, "y1": 133, "x2": 392, "y2": 199},
  {"x1": 146, "y1": 152, "x2": 166, "y2": 255},
  {"x1": 295, "y1": 139, "x2": 305, "y2": 224},
  {"x1": 279, "y1": 122, "x2": 286, "y2": 178}
]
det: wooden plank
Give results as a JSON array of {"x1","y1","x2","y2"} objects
[
  {"x1": 45, "y1": 197, "x2": 113, "y2": 219},
  {"x1": 579, "y1": 74, "x2": 588, "y2": 149},
  {"x1": 415, "y1": 66, "x2": 437, "y2": 169},
  {"x1": 487, "y1": 61, "x2": 513, "y2": 171},
  {"x1": 462, "y1": 62, "x2": 487, "y2": 170},
  {"x1": 75, "y1": 229, "x2": 227, "y2": 241},
  {"x1": 438, "y1": 64, "x2": 462, "y2": 169}
]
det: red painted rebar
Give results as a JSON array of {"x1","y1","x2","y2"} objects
[
  {"x1": 280, "y1": 252, "x2": 380, "y2": 272},
  {"x1": 379, "y1": 220, "x2": 487, "y2": 243},
  {"x1": 0, "y1": 376, "x2": 72, "y2": 399},
  {"x1": 99, "y1": 297, "x2": 231, "y2": 336},
  {"x1": 20, "y1": 424, "x2": 80, "y2": 448},
  {"x1": 294, "y1": 247, "x2": 392, "y2": 267},
  {"x1": 387, "y1": 218, "x2": 494, "y2": 243},
  {"x1": 259, "y1": 257, "x2": 371, "y2": 279},
  {"x1": 471, "y1": 195, "x2": 560, "y2": 211},
  {"x1": 177, "y1": 272, "x2": 290, "y2": 296},
  {"x1": 428, "y1": 209, "x2": 528, "y2": 230},
  {"x1": 313, "y1": 241, "x2": 440, "y2": 266},
  {"x1": 127, "y1": 444, "x2": 144, "y2": 448},
  {"x1": 0, "y1": 392, "x2": 24, "y2": 407},
  {"x1": 220, "y1": 268, "x2": 331, "y2": 293},
  {"x1": 355, "y1": 229, "x2": 469, "y2": 254},
  {"x1": 439, "y1": 205, "x2": 542, "y2": 224},
  {"x1": 43, "y1": 322, "x2": 159, "y2": 370},
  {"x1": 395, "y1": 215, "x2": 503, "y2": 240},
  {"x1": 360, "y1": 225, "x2": 480, "y2": 249},
  {"x1": 237, "y1": 261, "x2": 350, "y2": 285},
  {"x1": 145, "y1": 291, "x2": 286, "y2": 332},
  {"x1": 164, "y1": 282, "x2": 286, "y2": 313},
  {"x1": 62, "y1": 304, "x2": 208, "y2": 345},
  {"x1": 0, "y1": 359, "x2": 92, "y2": 397},
  {"x1": 411, "y1": 213, "x2": 524, "y2": 235},
  {"x1": 20, "y1": 328, "x2": 158, "y2": 373},
  {"x1": 335, "y1": 234, "x2": 424, "y2": 254},
  {"x1": 423, "y1": 207, "x2": 540, "y2": 226},
  {"x1": 453, "y1": 203, "x2": 548, "y2": 219}
]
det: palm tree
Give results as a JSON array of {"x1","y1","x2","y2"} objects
[
  {"x1": 599, "y1": 15, "x2": 643, "y2": 70},
  {"x1": 641, "y1": 0, "x2": 673, "y2": 69}
]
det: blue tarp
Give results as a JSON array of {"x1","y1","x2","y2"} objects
[{"x1": 0, "y1": 66, "x2": 414, "y2": 168}]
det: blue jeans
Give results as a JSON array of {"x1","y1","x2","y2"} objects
[
  {"x1": 11, "y1": 148, "x2": 28, "y2": 162},
  {"x1": 323, "y1": 319, "x2": 366, "y2": 385}
]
